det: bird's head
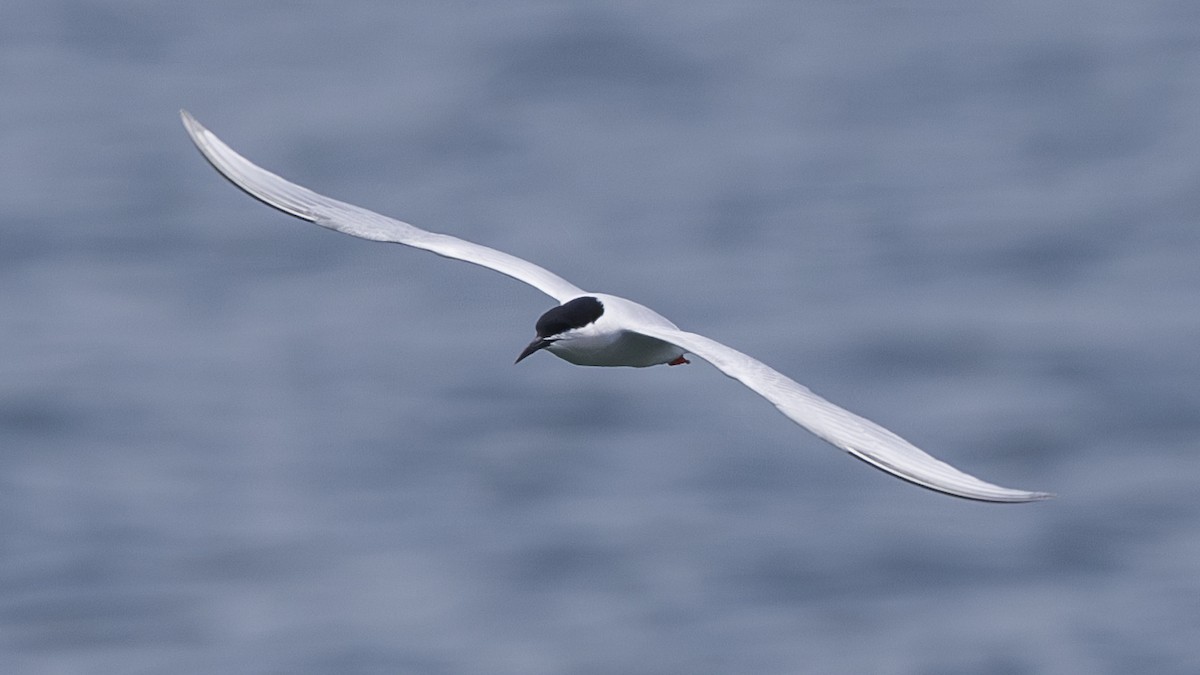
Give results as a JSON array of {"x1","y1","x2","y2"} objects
[{"x1": 515, "y1": 296, "x2": 605, "y2": 363}]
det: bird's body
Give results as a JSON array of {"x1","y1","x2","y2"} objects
[
  {"x1": 530, "y1": 294, "x2": 688, "y2": 368},
  {"x1": 181, "y1": 110, "x2": 1052, "y2": 503}
]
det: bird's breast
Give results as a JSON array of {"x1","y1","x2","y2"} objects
[{"x1": 546, "y1": 330, "x2": 684, "y2": 368}]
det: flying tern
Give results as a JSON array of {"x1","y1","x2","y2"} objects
[{"x1": 181, "y1": 110, "x2": 1051, "y2": 503}]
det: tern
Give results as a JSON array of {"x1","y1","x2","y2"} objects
[{"x1": 181, "y1": 110, "x2": 1051, "y2": 503}]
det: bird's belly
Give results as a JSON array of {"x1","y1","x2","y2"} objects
[{"x1": 548, "y1": 331, "x2": 684, "y2": 368}]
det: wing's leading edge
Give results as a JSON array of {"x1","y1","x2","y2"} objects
[
  {"x1": 180, "y1": 110, "x2": 585, "y2": 302},
  {"x1": 635, "y1": 326, "x2": 1053, "y2": 503}
]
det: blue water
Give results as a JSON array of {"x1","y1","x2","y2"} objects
[{"x1": 3, "y1": 2, "x2": 1199, "y2": 673}]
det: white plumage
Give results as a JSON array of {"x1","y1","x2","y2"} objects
[{"x1": 181, "y1": 110, "x2": 1052, "y2": 503}]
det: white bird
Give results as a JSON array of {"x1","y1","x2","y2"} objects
[{"x1": 181, "y1": 110, "x2": 1052, "y2": 503}]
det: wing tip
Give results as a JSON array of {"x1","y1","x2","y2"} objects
[
  {"x1": 913, "y1": 484, "x2": 1057, "y2": 504},
  {"x1": 179, "y1": 108, "x2": 205, "y2": 141},
  {"x1": 1007, "y1": 489, "x2": 1056, "y2": 503},
  {"x1": 919, "y1": 477, "x2": 1056, "y2": 504},
  {"x1": 846, "y1": 445, "x2": 1056, "y2": 503},
  {"x1": 935, "y1": 484, "x2": 1056, "y2": 504}
]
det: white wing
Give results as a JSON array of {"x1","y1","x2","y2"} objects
[
  {"x1": 634, "y1": 326, "x2": 1052, "y2": 502},
  {"x1": 180, "y1": 110, "x2": 586, "y2": 303}
]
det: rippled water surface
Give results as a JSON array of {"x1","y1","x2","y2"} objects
[{"x1": 3, "y1": 2, "x2": 1199, "y2": 673}]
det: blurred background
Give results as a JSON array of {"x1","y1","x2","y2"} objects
[{"x1": 3, "y1": 1, "x2": 1198, "y2": 673}]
